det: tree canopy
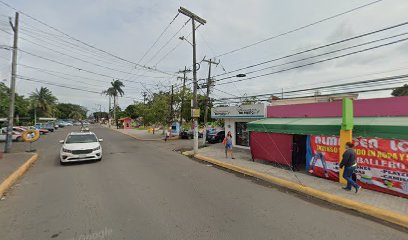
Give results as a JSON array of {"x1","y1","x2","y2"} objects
[{"x1": 391, "y1": 84, "x2": 408, "y2": 96}]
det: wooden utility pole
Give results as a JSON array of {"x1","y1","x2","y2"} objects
[
  {"x1": 202, "y1": 58, "x2": 219, "y2": 144},
  {"x1": 178, "y1": 7, "x2": 206, "y2": 154},
  {"x1": 4, "y1": 12, "x2": 19, "y2": 153}
]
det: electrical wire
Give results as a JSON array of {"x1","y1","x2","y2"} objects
[
  {"x1": 214, "y1": 0, "x2": 384, "y2": 58},
  {"x1": 0, "y1": 0, "x2": 174, "y2": 76},
  {"x1": 213, "y1": 21, "x2": 408, "y2": 78},
  {"x1": 215, "y1": 36, "x2": 408, "y2": 86}
]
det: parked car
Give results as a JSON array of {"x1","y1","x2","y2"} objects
[
  {"x1": 0, "y1": 127, "x2": 22, "y2": 142},
  {"x1": 179, "y1": 129, "x2": 203, "y2": 139},
  {"x1": 35, "y1": 123, "x2": 55, "y2": 132},
  {"x1": 73, "y1": 121, "x2": 82, "y2": 126},
  {"x1": 28, "y1": 126, "x2": 49, "y2": 135},
  {"x1": 59, "y1": 132, "x2": 103, "y2": 165},
  {"x1": 207, "y1": 130, "x2": 225, "y2": 144}
]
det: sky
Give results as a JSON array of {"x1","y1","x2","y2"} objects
[{"x1": 1, "y1": 0, "x2": 408, "y2": 114}]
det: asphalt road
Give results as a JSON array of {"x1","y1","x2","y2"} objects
[{"x1": 0, "y1": 125, "x2": 406, "y2": 240}]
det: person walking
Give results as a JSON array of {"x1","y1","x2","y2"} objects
[
  {"x1": 340, "y1": 142, "x2": 361, "y2": 193},
  {"x1": 165, "y1": 128, "x2": 170, "y2": 142},
  {"x1": 223, "y1": 131, "x2": 235, "y2": 159}
]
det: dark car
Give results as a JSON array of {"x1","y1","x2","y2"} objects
[
  {"x1": 207, "y1": 130, "x2": 225, "y2": 144},
  {"x1": 180, "y1": 129, "x2": 203, "y2": 139}
]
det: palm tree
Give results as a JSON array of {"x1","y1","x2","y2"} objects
[
  {"x1": 30, "y1": 87, "x2": 57, "y2": 118},
  {"x1": 103, "y1": 80, "x2": 124, "y2": 126}
]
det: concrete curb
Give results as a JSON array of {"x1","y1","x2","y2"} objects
[
  {"x1": 0, "y1": 153, "x2": 39, "y2": 198},
  {"x1": 193, "y1": 153, "x2": 408, "y2": 230},
  {"x1": 110, "y1": 128, "x2": 180, "y2": 141}
]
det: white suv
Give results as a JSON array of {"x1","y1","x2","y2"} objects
[{"x1": 59, "y1": 132, "x2": 103, "y2": 165}]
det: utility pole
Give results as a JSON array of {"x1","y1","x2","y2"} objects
[
  {"x1": 177, "y1": 66, "x2": 191, "y2": 129},
  {"x1": 108, "y1": 96, "x2": 111, "y2": 127},
  {"x1": 142, "y1": 92, "x2": 147, "y2": 104},
  {"x1": 178, "y1": 7, "x2": 206, "y2": 154},
  {"x1": 202, "y1": 57, "x2": 219, "y2": 144},
  {"x1": 168, "y1": 85, "x2": 174, "y2": 134},
  {"x1": 4, "y1": 12, "x2": 19, "y2": 153}
]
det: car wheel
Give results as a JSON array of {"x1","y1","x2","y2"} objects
[
  {"x1": 60, "y1": 161, "x2": 67, "y2": 166},
  {"x1": 16, "y1": 136, "x2": 22, "y2": 142},
  {"x1": 97, "y1": 157, "x2": 102, "y2": 161}
]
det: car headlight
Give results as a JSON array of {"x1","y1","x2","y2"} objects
[
  {"x1": 62, "y1": 148, "x2": 72, "y2": 153},
  {"x1": 93, "y1": 146, "x2": 101, "y2": 151}
]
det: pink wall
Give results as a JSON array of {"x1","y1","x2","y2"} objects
[{"x1": 267, "y1": 96, "x2": 408, "y2": 118}]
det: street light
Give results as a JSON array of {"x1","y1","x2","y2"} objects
[
  {"x1": 236, "y1": 73, "x2": 247, "y2": 78},
  {"x1": 179, "y1": 36, "x2": 193, "y2": 46}
]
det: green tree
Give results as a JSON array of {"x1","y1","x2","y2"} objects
[
  {"x1": 124, "y1": 104, "x2": 141, "y2": 119},
  {"x1": 0, "y1": 82, "x2": 30, "y2": 125},
  {"x1": 391, "y1": 84, "x2": 408, "y2": 96},
  {"x1": 56, "y1": 103, "x2": 88, "y2": 119},
  {"x1": 29, "y1": 87, "x2": 58, "y2": 117}
]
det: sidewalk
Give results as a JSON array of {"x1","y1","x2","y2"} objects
[
  {"x1": 0, "y1": 152, "x2": 38, "y2": 198},
  {"x1": 115, "y1": 128, "x2": 165, "y2": 140},
  {"x1": 109, "y1": 126, "x2": 206, "y2": 152},
  {"x1": 193, "y1": 143, "x2": 408, "y2": 216}
]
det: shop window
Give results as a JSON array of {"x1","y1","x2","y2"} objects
[{"x1": 236, "y1": 122, "x2": 249, "y2": 147}]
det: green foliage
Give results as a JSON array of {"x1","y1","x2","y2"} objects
[
  {"x1": 0, "y1": 82, "x2": 30, "y2": 119},
  {"x1": 124, "y1": 104, "x2": 140, "y2": 119},
  {"x1": 391, "y1": 84, "x2": 408, "y2": 96},
  {"x1": 56, "y1": 103, "x2": 88, "y2": 119},
  {"x1": 93, "y1": 112, "x2": 109, "y2": 120},
  {"x1": 30, "y1": 87, "x2": 58, "y2": 117},
  {"x1": 122, "y1": 86, "x2": 215, "y2": 127}
]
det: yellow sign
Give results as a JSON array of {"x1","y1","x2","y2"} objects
[{"x1": 191, "y1": 108, "x2": 200, "y2": 118}]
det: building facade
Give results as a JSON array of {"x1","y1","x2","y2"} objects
[{"x1": 211, "y1": 103, "x2": 266, "y2": 148}]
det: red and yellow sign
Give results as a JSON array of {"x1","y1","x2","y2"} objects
[{"x1": 308, "y1": 135, "x2": 408, "y2": 198}]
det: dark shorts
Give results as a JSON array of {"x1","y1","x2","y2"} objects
[{"x1": 225, "y1": 143, "x2": 232, "y2": 150}]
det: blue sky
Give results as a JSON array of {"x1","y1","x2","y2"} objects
[{"x1": 1, "y1": 0, "x2": 408, "y2": 113}]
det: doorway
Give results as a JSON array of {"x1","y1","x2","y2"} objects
[{"x1": 292, "y1": 135, "x2": 307, "y2": 171}]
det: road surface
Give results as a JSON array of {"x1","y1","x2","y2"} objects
[{"x1": 0, "y1": 125, "x2": 406, "y2": 239}]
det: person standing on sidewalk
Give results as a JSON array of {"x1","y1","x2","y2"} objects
[
  {"x1": 223, "y1": 131, "x2": 235, "y2": 159},
  {"x1": 340, "y1": 142, "x2": 361, "y2": 193}
]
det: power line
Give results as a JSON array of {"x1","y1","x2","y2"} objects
[
  {"x1": 214, "y1": 0, "x2": 384, "y2": 58},
  {"x1": 0, "y1": 0, "x2": 174, "y2": 76},
  {"x1": 143, "y1": 18, "x2": 191, "y2": 66},
  {"x1": 214, "y1": 73, "x2": 408, "y2": 101},
  {"x1": 17, "y1": 49, "x2": 174, "y2": 88},
  {"x1": 18, "y1": 34, "x2": 172, "y2": 79},
  {"x1": 226, "y1": 32, "x2": 408, "y2": 79},
  {"x1": 16, "y1": 75, "x2": 137, "y2": 100},
  {"x1": 213, "y1": 21, "x2": 408, "y2": 78},
  {"x1": 17, "y1": 63, "x2": 165, "y2": 88},
  {"x1": 137, "y1": 12, "x2": 179, "y2": 65},
  {"x1": 215, "y1": 36, "x2": 408, "y2": 86}
]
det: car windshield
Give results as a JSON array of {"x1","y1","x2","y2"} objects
[{"x1": 65, "y1": 134, "x2": 97, "y2": 144}]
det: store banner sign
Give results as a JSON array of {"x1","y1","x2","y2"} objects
[
  {"x1": 307, "y1": 135, "x2": 408, "y2": 198},
  {"x1": 211, "y1": 104, "x2": 265, "y2": 118}
]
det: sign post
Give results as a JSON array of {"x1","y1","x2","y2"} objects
[{"x1": 339, "y1": 98, "x2": 354, "y2": 185}]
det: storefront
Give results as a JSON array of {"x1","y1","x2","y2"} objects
[
  {"x1": 248, "y1": 114, "x2": 408, "y2": 198},
  {"x1": 211, "y1": 104, "x2": 266, "y2": 148}
]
